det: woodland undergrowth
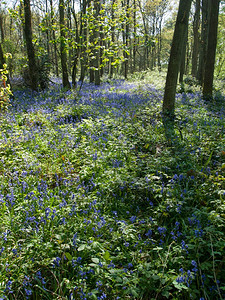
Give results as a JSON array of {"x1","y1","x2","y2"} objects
[{"x1": 0, "y1": 72, "x2": 225, "y2": 299}]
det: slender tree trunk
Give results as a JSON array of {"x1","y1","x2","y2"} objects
[
  {"x1": 151, "y1": 14, "x2": 156, "y2": 70},
  {"x1": 67, "y1": 4, "x2": 72, "y2": 76},
  {"x1": 109, "y1": 0, "x2": 115, "y2": 78},
  {"x1": 162, "y1": 0, "x2": 192, "y2": 120},
  {"x1": 50, "y1": 0, "x2": 59, "y2": 76},
  {"x1": 59, "y1": 0, "x2": 70, "y2": 89},
  {"x1": 202, "y1": 0, "x2": 220, "y2": 100},
  {"x1": 0, "y1": 42, "x2": 4, "y2": 68},
  {"x1": 23, "y1": 0, "x2": 38, "y2": 90},
  {"x1": 0, "y1": 14, "x2": 5, "y2": 42},
  {"x1": 125, "y1": 0, "x2": 130, "y2": 78},
  {"x1": 99, "y1": 23, "x2": 104, "y2": 78},
  {"x1": 45, "y1": 0, "x2": 50, "y2": 61},
  {"x1": 133, "y1": 0, "x2": 137, "y2": 73},
  {"x1": 79, "y1": 0, "x2": 88, "y2": 82},
  {"x1": 192, "y1": 0, "x2": 200, "y2": 77},
  {"x1": 93, "y1": 0, "x2": 100, "y2": 86},
  {"x1": 122, "y1": 0, "x2": 129, "y2": 79},
  {"x1": 197, "y1": 0, "x2": 210, "y2": 84},
  {"x1": 89, "y1": 1, "x2": 95, "y2": 83},
  {"x1": 157, "y1": 18, "x2": 162, "y2": 72},
  {"x1": 71, "y1": 6, "x2": 80, "y2": 87},
  {"x1": 179, "y1": 25, "x2": 188, "y2": 84},
  {"x1": 72, "y1": 55, "x2": 78, "y2": 87}
]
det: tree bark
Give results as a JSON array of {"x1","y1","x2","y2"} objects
[
  {"x1": 0, "y1": 13, "x2": 5, "y2": 42},
  {"x1": 79, "y1": 0, "x2": 88, "y2": 82},
  {"x1": 89, "y1": 1, "x2": 95, "y2": 83},
  {"x1": 133, "y1": 0, "x2": 137, "y2": 73},
  {"x1": 179, "y1": 24, "x2": 188, "y2": 84},
  {"x1": 93, "y1": 0, "x2": 100, "y2": 86},
  {"x1": 202, "y1": 0, "x2": 220, "y2": 100},
  {"x1": 197, "y1": 0, "x2": 210, "y2": 84},
  {"x1": 191, "y1": 0, "x2": 200, "y2": 78},
  {"x1": 50, "y1": 0, "x2": 59, "y2": 76},
  {"x1": 122, "y1": 0, "x2": 129, "y2": 79},
  {"x1": 162, "y1": 0, "x2": 192, "y2": 120},
  {"x1": 59, "y1": 0, "x2": 70, "y2": 89},
  {"x1": 109, "y1": 0, "x2": 115, "y2": 78},
  {"x1": 23, "y1": 0, "x2": 38, "y2": 90},
  {"x1": 71, "y1": 6, "x2": 80, "y2": 87}
]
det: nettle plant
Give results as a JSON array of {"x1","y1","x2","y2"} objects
[{"x1": 0, "y1": 62, "x2": 12, "y2": 111}]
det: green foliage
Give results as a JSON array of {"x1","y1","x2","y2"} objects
[
  {"x1": 216, "y1": 9, "x2": 225, "y2": 78},
  {"x1": 0, "y1": 64, "x2": 225, "y2": 300},
  {"x1": 0, "y1": 63, "x2": 12, "y2": 111}
]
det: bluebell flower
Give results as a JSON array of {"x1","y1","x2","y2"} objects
[
  {"x1": 96, "y1": 280, "x2": 102, "y2": 287},
  {"x1": 173, "y1": 174, "x2": 178, "y2": 180},
  {"x1": 24, "y1": 288, "x2": 32, "y2": 297},
  {"x1": 77, "y1": 257, "x2": 82, "y2": 263},
  {"x1": 145, "y1": 229, "x2": 152, "y2": 238},
  {"x1": 128, "y1": 263, "x2": 133, "y2": 269},
  {"x1": 107, "y1": 261, "x2": 115, "y2": 268},
  {"x1": 176, "y1": 204, "x2": 182, "y2": 213},
  {"x1": 124, "y1": 242, "x2": 129, "y2": 247},
  {"x1": 4, "y1": 280, "x2": 13, "y2": 293},
  {"x1": 12, "y1": 248, "x2": 18, "y2": 256},
  {"x1": 0, "y1": 247, "x2": 4, "y2": 255},
  {"x1": 191, "y1": 260, "x2": 198, "y2": 274},
  {"x1": 158, "y1": 226, "x2": 166, "y2": 236},
  {"x1": 53, "y1": 256, "x2": 61, "y2": 267},
  {"x1": 73, "y1": 233, "x2": 78, "y2": 247},
  {"x1": 130, "y1": 216, "x2": 136, "y2": 223},
  {"x1": 181, "y1": 240, "x2": 188, "y2": 254}
]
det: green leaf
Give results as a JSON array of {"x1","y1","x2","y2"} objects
[
  {"x1": 78, "y1": 244, "x2": 86, "y2": 251},
  {"x1": 162, "y1": 291, "x2": 170, "y2": 298},
  {"x1": 89, "y1": 263, "x2": 98, "y2": 267},
  {"x1": 91, "y1": 257, "x2": 99, "y2": 264},
  {"x1": 65, "y1": 252, "x2": 72, "y2": 261},
  {"x1": 204, "y1": 151, "x2": 213, "y2": 167},
  {"x1": 103, "y1": 250, "x2": 110, "y2": 261}
]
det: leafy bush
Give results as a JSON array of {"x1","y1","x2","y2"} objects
[{"x1": 0, "y1": 63, "x2": 12, "y2": 111}]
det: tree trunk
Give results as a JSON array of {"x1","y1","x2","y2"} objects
[
  {"x1": 202, "y1": 0, "x2": 220, "y2": 100},
  {"x1": 157, "y1": 17, "x2": 162, "y2": 72},
  {"x1": 50, "y1": 0, "x2": 59, "y2": 77},
  {"x1": 79, "y1": 0, "x2": 88, "y2": 83},
  {"x1": 179, "y1": 24, "x2": 188, "y2": 84},
  {"x1": 0, "y1": 14, "x2": 5, "y2": 42},
  {"x1": 191, "y1": 0, "x2": 200, "y2": 78},
  {"x1": 197, "y1": 0, "x2": 210, "y2": 84},
  {"x1": 59, "y1": 0, "x2": 70, "y2": 89},
  {"x1": 45, "y1": 0, "x2": 50, "y2": 63},
  {"x1": 122, "y1": 0, "x2": 129, "y2": 79},
  {"x1": 23, "y1": 0, "x2": 38, "y2": 90},
  {"x1": 109, "y1": 0, "x2": 115, "y2": 78},
  {"x1": 133, "y1": 0, "x2": 137, "y2": 73},
  {"x1": 93, "y1": 0, "x2": 100, "y2": 86},
  {"x1": 89, "y1": 1, "x2": 95, "y2": 83},
  {"x1": 162, "y1": 0, "x2": 192, "y2": 120},
  {"x1": 67, "y1": 4, "x2": 72, "y2": 76},
  {"x1": 71, "y1": 6, "x2": 80, "y2": 87}
]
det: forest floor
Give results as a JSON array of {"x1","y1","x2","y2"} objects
[{"x1": 0, "y1": 72, "x2": 225, "y2": 299}]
